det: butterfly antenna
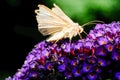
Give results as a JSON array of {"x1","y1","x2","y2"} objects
[
  {"x1": 81, "y1": 20, "x2": 104, "y2": 28},
  {"x1": 81, "y1": 20, "x2": 104, "y2": 36}
]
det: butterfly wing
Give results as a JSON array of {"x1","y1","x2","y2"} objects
[
  {"x1": 46, "y1": 30, "x2": 67, "y2": 42},
  {"x1": 35, "y1": 4, "x2": 69, "y2": 36},
  {"x1": 52, "y1": 4, "x2": 74, "y2": 24},
  {"x1": 38, "y1": 26, "x2": 63, "y2": 36}
]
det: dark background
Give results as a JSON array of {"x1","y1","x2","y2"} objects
[{"x1": 1, "y1": 0, "x2": 120, "y2": 79}]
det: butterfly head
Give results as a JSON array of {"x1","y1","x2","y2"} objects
[{"x1": 74, "y1": 23, "x2": 84, "y2": 34}]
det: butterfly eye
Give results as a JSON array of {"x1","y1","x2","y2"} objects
[
  {"x1": 74, "y1": 23, "x2": 79, "y2": 26},
  {"x1": 35, "y1": 9, "x2": 39, "y2": 13}
]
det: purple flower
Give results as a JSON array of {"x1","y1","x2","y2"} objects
[
  {"x1": 112, "y1": 51, "x2": 120, "y2": 61},
  {"x1": 72, "y1": 67, "x2": 82, "y2": 77},
  {"x1": 70, "y1": 58, "x2": 79, "y2": 67},
  {"x1": 87, "y1": 72, "x2": 98, "y2": 80},
  {"x1": 57, "y1": 57, "x2": 68, "y2": 72},
  {"x1": 98, "y1": 58, "x2": 107, "y2": 67},
  {"x1": 57, "y1": 63, "x2": 66, "y2": 72},
  {"x1": 115, "y1": 36, "x2": 120, "y2": 44},
  {"x1": 94, "y1": 24, "x2": 105, "y2": 30},
  {"x1": 28, "y1": 71, "x2": 38, "y2": 78},
  {"x1": 115, "y1": 72, "x2": 120, "y2": 80},
  {"x1": 61, "y1": 43, "x2": 71, "y2": 53},
  {"x1": 95, "y1": 29, "x2": 105, "y2": 37},
  {"x1": 83, "y1": 41, "x2": 93, "y2": 49},
  {"x1": 82, "y1": 63, "x2": 92, "y2": 73},
  {"x1": 87, "y1": 57, "x2": 97, "y2": 64},
  {"x1": 74, "y1": 40, "x2": 83, "y2": 50},
  {"x1": 104, "y1": 43, "x2": 114, "y2": 52},
  {"x1": 94, "y1": 66, "x2": 101, "y2": 73},
  {"x1": 88, "y1": 30, "x2": 96, "y2": 39},
  {"x1": 45, "y1": 62, "x2": 54, "y2": 71},
  {"x1": 5, "y1": 77, "x2": 12, "y2": 80},
  {"x1": 6, "y1": 22, "x2": 120, "y2": 80},
  {"x1": 64, "y1": 71, "x2": 72, "y2": 80},
  {"x1": 97, "y1": 37, "x2": 108, "y2": 45},
  {"x1": 41, "y1": 49, "x2": 50, "y2": 59},
  {"x1": 95, "y1": 46, "x2": 107, "y2": 57}
]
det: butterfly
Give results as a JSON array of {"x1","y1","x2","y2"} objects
[{"x1": 35, "y1": 3, "x2": 103, "y2": 42}]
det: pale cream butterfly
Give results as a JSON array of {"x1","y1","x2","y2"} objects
[{"x1": 35, "y1": 3, "x2": 103, "y2": 42}]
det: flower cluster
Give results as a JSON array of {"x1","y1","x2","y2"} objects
[{"x1": 6, "y1": 22, "x2": 120, "y2": 80}]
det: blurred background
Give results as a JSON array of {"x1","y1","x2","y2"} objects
[{"x1": 1, "y1": 0, "x2": 120, "y2": 79}]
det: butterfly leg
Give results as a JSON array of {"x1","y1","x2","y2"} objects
[
  {"x1": 68, "y1": 37, "x2": 73, "y2": 56},
  {"x1": 78, "y1": 32, "x2": 82, "y2": 39},
  {"x1": 83, "y1": 31, "x2": 88, "y2": 35},
  {"x1": 54, "y1": 38, "x2": 61, "y2": 44},
  {"x1": 54, "y1": 33, "x2": 66, "y2": 44}
]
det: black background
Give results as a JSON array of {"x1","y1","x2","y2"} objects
[{"x1": 1, "y1": 0, "x2": 47, "y2": 77}]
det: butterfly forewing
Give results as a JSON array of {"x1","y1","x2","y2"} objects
[
  {"x1": 35, "y1": 4, "x2": 71, "y2": 36},
  {"x1": 35, "y1": 5, "x2": 66, "y2": 24},
  {"x1": 52, "y1": 4, "x2": 74, "y2": 24}
]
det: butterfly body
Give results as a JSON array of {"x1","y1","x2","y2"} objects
[
  {"x1": 45, "y1": 22, "x2": 83, "y2": 42},
  {"x1": 35, "y1": 4, "x2": 86, "y2": 42}
]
